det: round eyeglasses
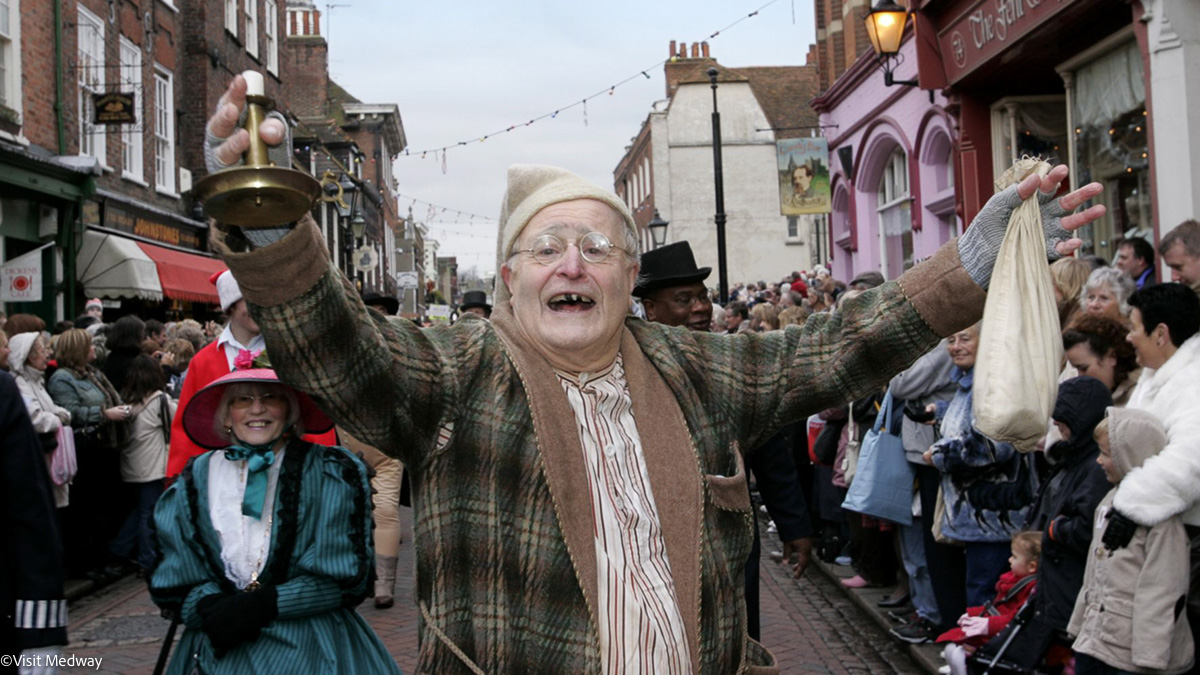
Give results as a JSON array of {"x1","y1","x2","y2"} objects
[{"x1": 513, "y1": 232, "x2": 630, "y2": 266}]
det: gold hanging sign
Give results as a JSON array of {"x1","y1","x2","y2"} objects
[{"x1": 93, "y1": 92, "x2": 137, "y2": 125}]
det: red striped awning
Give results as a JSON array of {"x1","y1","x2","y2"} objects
[{"x1": 135, "y1": 241, "x2": 226, "y2": 304}]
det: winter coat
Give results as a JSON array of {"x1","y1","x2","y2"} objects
[
  {"x1": 888, "y1": 339, "x2": 955, "y2": 464},
  {"x1": 212, "y1": 213, "x2": 988, "y2": 674},
  {"x1": 1113, "y1": 335, "x2": 1200, "y2": 526},
  {"x1": 930, "y1": 367, "x2": 1034, "y2": 543},
  {"x1": 8, "y1": 334, "x2": 69, "y2": 435},
  {"x1": 0, "y1": 372, "x2": 68, "y2": 656},
  {"x1": 1024, "y1": 377, "x2": 1113, "y2": 630},
  {"x1": 120, "y1": 391, "x2": 176, "y2": 483},
  {"x1": 937, "y1": 571, "x2": 1037, "y2": 647},
  {"x1": 1069, "y1": 408, "x2": 1193, "y2": 674},
  {"x1": 46, "y1": 367, "x2": 108, "y2": 430}
]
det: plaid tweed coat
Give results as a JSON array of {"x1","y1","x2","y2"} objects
[{"x1": 215, "y1": 217, "x2": 985, "y2": 674}]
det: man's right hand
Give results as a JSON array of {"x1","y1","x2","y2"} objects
[
  {"x1": 204, "y1": 75, "x2": 287, "y2": 174},
  {"x1": 1102, "y1": 509, "x2": 1138, "y2": 551}
]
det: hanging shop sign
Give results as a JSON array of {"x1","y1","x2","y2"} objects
[
  {"x1": 102, "y1": 201, "x2": 204, "y2": 251},
  {"x1": 93, "y1": 92, "x2": 137, "y2": 125},
  {"x1": 777, "y1": 137, "x2": 831, "y2": 216},
  {"x1": 938, "y1": 0, "x2": 1081, "y2": 84},
  {"x1": 1, "y1": 246, "x2": 50, "y2": 302}
]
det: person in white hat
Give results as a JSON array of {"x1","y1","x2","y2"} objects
[
  {"x1": 202, "y1": 74, "x2": 1106, "y2": 673},
  {"x1": 164, "y1": 269, "x2": 336, "y2": 478}
]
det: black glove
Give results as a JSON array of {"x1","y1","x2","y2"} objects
[
  {"x1": 903, "y1": 401, "x2": 936, "y2": 424},
  {"x1": 1102, "y1": 509, "x2": 1138, "y2": 551},
  {"x1": 197, "y1": 587, "x2": 279, "y2": 657}
]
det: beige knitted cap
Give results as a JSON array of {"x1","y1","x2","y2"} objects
[{"x1": 496, "y1": 164, "x2": 637, "y2": 268}]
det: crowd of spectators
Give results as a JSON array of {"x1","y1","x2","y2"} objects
[{"x1": 683, "y1": 225, "x2": 1200, "y2": 674}]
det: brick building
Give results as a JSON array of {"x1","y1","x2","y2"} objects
[
  {"x1": 284, "y1": 0, "x2": 407, "y2": 298},
  {"x1": 0, "y1": 0, "x2": 409, "y2": 324}
]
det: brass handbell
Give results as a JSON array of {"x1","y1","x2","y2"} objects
[{"x1": 193, "y1": 71, "x2": 320, "y2": 228}]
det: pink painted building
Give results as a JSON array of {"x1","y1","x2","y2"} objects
[{"x1": 812, "y1": 39, "x2": 961, "y2": 283}]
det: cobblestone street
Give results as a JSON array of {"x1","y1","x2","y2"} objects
[{"x1": 58, "y1": 511, "x2": 925, "y2": 674}]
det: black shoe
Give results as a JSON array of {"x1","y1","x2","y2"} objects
[
  {"x1": 890, "y1": 616, "x2": 938, "y2": 644},
  {"x1": 877, "y1": 593, "x2": 911, "y2": 608},
  {"x1": 888, "y1": 609, "x2": 917, "y2": 624}
]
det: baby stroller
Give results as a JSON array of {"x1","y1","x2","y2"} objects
[{"x1": 967, "y1": 595, "x2": 1070, "y2": 675}]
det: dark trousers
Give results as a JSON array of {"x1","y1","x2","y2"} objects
[
  {"x1": 1074, "y1": 653, "x2": 1139, "y2": 675},
  {"x1": 745, "y1": 518, "x2": 762, "y2": 640},
  {"x1": 109, "y1": 479, "x2": 165, "y2": 570},
  {"x1": 917, "y1": 463, "x2": 966, "y2": 630}
]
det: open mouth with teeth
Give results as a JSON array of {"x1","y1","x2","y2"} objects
[{"x1": 548, "y1": 293, "x2": 596, "y2": 312}]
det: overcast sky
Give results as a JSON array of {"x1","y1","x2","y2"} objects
[{"x1": 324, "y1": 0, "x2": 817, "y2": 277}]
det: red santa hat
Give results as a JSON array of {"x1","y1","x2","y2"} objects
[{"x1": 208, "y1": 269, "x2": 243, "y2": 312}]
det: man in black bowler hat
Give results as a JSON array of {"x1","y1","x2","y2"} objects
[{"x1": 633, "y1": 240, "x2": 815, "y2": 641}]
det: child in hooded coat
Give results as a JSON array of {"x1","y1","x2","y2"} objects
[
  {"x1": 1025, "y1": 376, "x2": 1113, "y2": 634},
  {"x1": 1069, "y1": 408, "x2": 1193, "y2": 675}
]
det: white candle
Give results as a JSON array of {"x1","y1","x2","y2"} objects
[{"x1": 242, "y1": 70, "x2": 265, "y2": 96}]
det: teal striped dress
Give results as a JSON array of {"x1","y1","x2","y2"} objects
[{"x1": 149, "y1": 437, "x2": 402, "y2": 674}]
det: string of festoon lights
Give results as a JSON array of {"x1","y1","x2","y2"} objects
[{"x1": 396, "y1": 0, "x2": 787, "y2": 163}]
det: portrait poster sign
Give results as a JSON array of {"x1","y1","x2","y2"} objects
[{"x1": 777, "y1": 138, "x2": 831, "y2": 215}]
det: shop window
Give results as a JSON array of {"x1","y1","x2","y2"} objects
[
  {"x1": 921, "y1": 130, "x2": 958, "y2": 247},
  {"x1": 119, "y1": 37, "x2": 143, "y2": 183},
  {"x1": 154, "y1": 66, "x2": 176, "y2": 194},
  {"x1": 877, "y1": 149, "x2": 912, "y2": 279},
  {"x1": 77, "y1": 6, "x2": 105, "y2": 163},
  {"x1": 245, "y1": 0, "x2": 259, "y2": 58},
  {"x1": 1067, "y1": 40, "x2": 1149, "y2": 261},
  {"x1": 787, "y1": 216, "x2": 798, "y2": 238},
  {"x1": 990, "y1": 96, "x2": 1067, "y2": 180},
  {"x1": 832, "y1": 187, "x2": 851, "y2": 251}
]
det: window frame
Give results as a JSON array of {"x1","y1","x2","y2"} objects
[
  {"x1": 245, "y1": 0, "x2": 259, "y2": 58},
  {"x1": 119, "y1": 36, "x2": 144, "y2": 183},
  {"x1": 264, "y1": 0, "x2": 278, "y2": 74},
  {"x1": 153, "y1": 65, "x2": 177, "y2": 196},
  {"x1": 77, "y1": 5, "x2": 106, "y2": 164},
  {"x1": 225, "y1": 0, "x2": 238, "y2": 36},
  {"x1": 876, "y1": 148, "x2": 913, "y2": 279}
]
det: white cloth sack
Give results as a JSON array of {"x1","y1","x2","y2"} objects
[{"x1": 972, "y1": 159, "x2": 1063, "y2": 451}]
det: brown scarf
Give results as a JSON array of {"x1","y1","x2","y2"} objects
[
  {"x1": 67, "y1": 364, "x2": 125, "y2": 446},
  {"x1": 489, "y1": 296, "x2": 704, "y2": 670}
]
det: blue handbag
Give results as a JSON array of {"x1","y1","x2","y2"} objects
[{"x1": 842, "y1": 391, "x2": 914, "y2": 525}]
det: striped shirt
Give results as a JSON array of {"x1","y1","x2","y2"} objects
[{"x1": 557, "y1": 356, "x2": 691, "y2": 675}]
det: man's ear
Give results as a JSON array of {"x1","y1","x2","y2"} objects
[
  {"x1": 500, "y1": 263, "x2": 514, "y2": 294},
  {"x1": 641, "y1": 297, "x2": 658, "y2": 322}
]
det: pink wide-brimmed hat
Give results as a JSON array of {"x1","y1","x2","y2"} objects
[{"x1": 182, "y1": 368, "x2": 334, "y2": 449}]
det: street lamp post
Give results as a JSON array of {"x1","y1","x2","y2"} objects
[
  {"x1": 707, "y1": 67, "x2": 729, "y2": 304},
  {"x1": 647, "y1": 210, "x2": 669, "y2": 249}
]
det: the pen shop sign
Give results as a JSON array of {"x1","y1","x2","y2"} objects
[{"x1": 93, "y1": 92, "x2": 137, "y2": 125}]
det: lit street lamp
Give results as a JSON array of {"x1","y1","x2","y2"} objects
[{"x1": 864, "y1": 0, "x2": 918, "y2": 88}]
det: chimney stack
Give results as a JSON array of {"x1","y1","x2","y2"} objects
[
  {"x1": 669, "y1": 40, "x2": 676, "y2": 58},
  {"x1": 701, "y1": 42, "x2": 710, "y2": 58}
]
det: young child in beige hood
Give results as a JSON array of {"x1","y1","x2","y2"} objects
[{"x1": 1068, "y1": 408, "x2": 1194, "y2": 674}]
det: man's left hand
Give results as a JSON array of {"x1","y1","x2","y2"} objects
[
  {"x1": 780, "y1": 537, "x2": 813, "y2": 578},
  {"x1": 958, "y1": 164, "x2": 1106, "y2": 289}
]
